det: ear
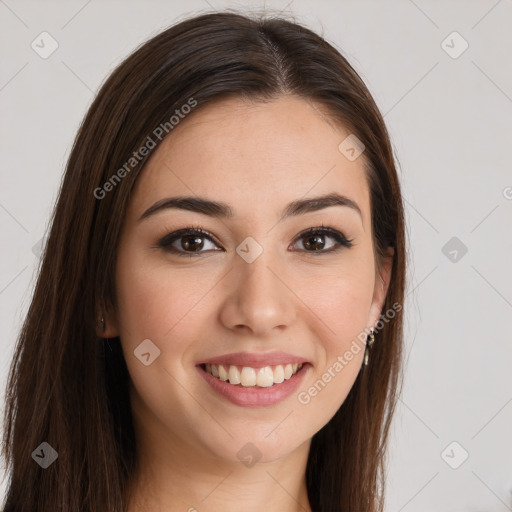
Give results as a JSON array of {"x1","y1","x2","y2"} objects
[
  {"x1": 95, "y1": 300, "x2": 120, "y2": 339},
  {"x1": 367, "y1": 246, "x2": 394, "y2": 328}
]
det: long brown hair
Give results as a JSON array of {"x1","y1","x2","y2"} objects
[{"x1": 1, "y1": 10, "x2": 405, "y2": 511}]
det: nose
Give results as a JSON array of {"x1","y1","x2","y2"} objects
[{"x1": 218, "y1": 249, "x2": 297, "y2": 338}]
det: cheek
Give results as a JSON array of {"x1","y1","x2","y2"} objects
[
  {"x1": 309, "y1": 278, "x2": 371, "y2": 328},
  {"x1": 115, "y1": 247, "x2": 205, "y2": 343},
  {"x1": 114, "y1": 250, "x2": 212, "y2": 414},
  {"x1": 300, "y1": 261, "x2": 375, "y2": 348},
  {"x1": 292, "y1": 263, "x2": 374, "y2": 419}
]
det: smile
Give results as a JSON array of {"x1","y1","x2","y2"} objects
[{"x1": 202, "y1": 363, "x2": 303, "y2": 387}]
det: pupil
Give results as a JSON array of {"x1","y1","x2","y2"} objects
[
  {"x1": 183, "y1": 235, "x2": 204, "y2": 251},
  {"x1": 304, "y1": 235, "x2": 324, "y2": 251}
]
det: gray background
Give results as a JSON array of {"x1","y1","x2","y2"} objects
[{"x1": 1, "y1": 0, "x2": 511, "y2": 510}]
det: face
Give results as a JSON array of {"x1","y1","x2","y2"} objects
[{"x1": 105, "y1": 95, "x2": 392, "y2": 467}]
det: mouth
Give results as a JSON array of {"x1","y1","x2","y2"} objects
[
  {"x1": 199, "y1": 362, "x2": 305, "y2": 387},
  {"x1": 196, "y1": 358, "x2": 311, "y2": 407}
]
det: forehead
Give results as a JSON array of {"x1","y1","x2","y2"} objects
[{"x1": 128, "y1": 95, "x2": 370, "y2": 227}]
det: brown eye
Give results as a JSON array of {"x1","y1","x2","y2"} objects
[
  {"x1": 292, "y1": 227, "x2": 354, "y2": 255},
  {"x1": 180, "y1": 234, "x2": 206, "y2": 252},
  {"x1": 156, "y1": 225, "x2": 353, "y2": 258},
  {"x1": 157, "y1": 228, "x2": 221, "y2": 257},
  {"x1": 302, "y1": 233, "x2": 328, "y2": 251}
]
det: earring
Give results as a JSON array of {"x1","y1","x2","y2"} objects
[
  {"x1": 363, "y1": 327, "x2": 375, "y2": 366},
  {"x1": 97, "y1": 313, "x2": 105, "y2": 332}
]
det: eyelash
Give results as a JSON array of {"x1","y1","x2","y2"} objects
[{"x1": 155, "y1": 223, "x2": 354, "y2": 257}]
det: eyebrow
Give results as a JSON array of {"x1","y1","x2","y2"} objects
[{"x1": 138, "y1": 192, "x2": 363, "y2": 223}]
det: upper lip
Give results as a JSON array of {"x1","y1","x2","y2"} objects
[{"x1": 197, "y1": 351, "x2": 309, "y2": 368}]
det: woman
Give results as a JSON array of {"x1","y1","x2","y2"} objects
[{"x1": 1, "y1": 10, "x2": 405, "y2": 512}]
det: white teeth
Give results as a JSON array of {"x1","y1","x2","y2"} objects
[
  {"x1": 228, "y1": 365, "x2": 241, "y2": 385},
  {"x1": 273, "y1": 364, "x2": 285, "y2": 384},
  {"x1": 218, "y1": 364, "x2": 229, "y2": 381},
  {"x1": 256, "y1": 366, "x2": 274, "y2": 387},
  {"x1": 240, "y1": 366, "x2": 257, "y2": 387},
  {"x1": 204, "y1": 362, "x2": 303, "y2": 387}
]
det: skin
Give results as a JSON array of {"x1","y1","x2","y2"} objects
[{"x1": 99, "y1": 95, "x2": 393, "y2": 512}]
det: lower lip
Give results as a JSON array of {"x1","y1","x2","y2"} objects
[{"x1": 196, "y1": 364, "x2": 310, "y2": 407}]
